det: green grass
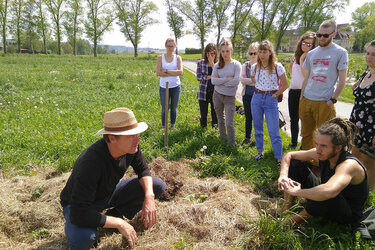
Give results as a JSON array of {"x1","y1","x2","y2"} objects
[{"x1": 1, "y1": 54, "x2": 373, "y2": 249}]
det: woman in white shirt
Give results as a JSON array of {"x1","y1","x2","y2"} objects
[
  {"x1": 211, "y1": 39, "x2": 242, "y2": 146},
  {"x1": 288, "y1": 31, "x2": 316, "y2": 148},
  {"x1": 251, "y1": 40, "x2": 288, "y2": 166},
  {"x1": 156, "y1": 38, "x2": 183, "y2": 129}
]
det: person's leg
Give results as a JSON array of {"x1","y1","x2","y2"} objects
[
  {"x1": 224, "y1": 96, "x2": 236, "y2": 146},
  {"x1": 251, "y1": 92, "x2": 265, "y2": 154},
  {"x1": 264, "y1": 94, "x2": 283, "y2": 160},
  {"x1": 288, "y1": 89, "x2": 301, "y2": 146},
  {"x1": 63, "y1": 205, "x2": 98, "y2": 250},
  {"x1": 243, "y1": 94, "x2": 252, "y2": 139},
  {"x1": 207, "y1": 89, "x2": 218, "y2": 127},
  {"x1": 353, "y1": 146, "x2": 375, "y2": 191},
  {"x1": 199, "y1": 100, "x2": 209, "y2": 128},
  {"x1": 109, "y1": 177, "x2": 166, "y2": 220},
  {"x1": 159, "y1": 87, "x2": 166, "y2": 128},
  {"x1": 316, "y1": 100, "x2": 336, "y2": 128},
  {"x1": 299, "y1": 98, "x2": 316, "y2": 150},
  {"x1": 169, "y1": 85, "x2": 181, "y2": 126},
  {"x1": 213, "y1": 91, "x2": 227, "y2": 141}
]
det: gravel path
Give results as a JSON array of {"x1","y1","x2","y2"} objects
[{"x1": 183, "y1": 60, "x2": 354, "y2": 141}]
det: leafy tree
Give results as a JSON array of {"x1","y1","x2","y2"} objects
[
  {"x1": 76, "y1": 38, "x2": 91, "y2": 54},
  {"x1": 35, "y1": 0, "x2": 50, "y2": 54},
  {"x1": 351, "y1": 2, "x2": 375, "y2": 52},
  {"x1": 211, "y1": 0, "x2": 231, "y2": 47},
  {"x1": 248, "y1": 0, "x2": 283, "y2": 41},
  {"x1": 114, "y1": 0, "x2": 158, "y2": 57},
  {"x1": 22, "y1": 0, "x2": 38, "y2": 53},
  {"x1": 165, "y1": 0, "x2": 184, "y2": 54},
  {"x1": 274, "y1": 0, "x2": 301, "y2": 53},
  {"x1": 0, "y1": 0, "x2": 9, "y2": 53},
  {"x1": 10, "y1": 0, "x2": 25, "y2": 53},
  {"x1": 84, "y1": 0, "x2": 113, "y2": 57},
  {"x1": 45, "y1": 0, "x2": 65, "y2": 55},
  {"x1": 229, "y1": 0, "x2": 255, "y2": 50},
  {"x1": 63, "y1": 0, "x2": 83, "y2": 55},
  {"x1": 298, "y1": 0, "x2": 347, "y2": 33},
  {"x1": 176, "y1": 0, "x2": 213, "y2": 55}
]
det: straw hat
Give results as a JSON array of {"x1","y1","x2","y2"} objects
[{"x1": 96, "y1": 108, "x2": 148, "y2": 135}]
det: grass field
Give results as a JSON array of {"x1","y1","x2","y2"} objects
[{"x1": 1, "y1": 53, "x2": 374, "y2": 249}]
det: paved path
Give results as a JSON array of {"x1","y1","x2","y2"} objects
[{"x1": 183, "y1": 60, "x2": 354, "y2": 141}]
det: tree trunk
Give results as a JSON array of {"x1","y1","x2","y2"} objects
[
  {"x1": 2, "y1": 25, "x2": 6, "y2": 53},
  {"x1": 175, "y1": 36, "x2": 178, "y2": 55},
  {"x1": 73, "y1": 15, "x2": 77, "y2": 55},
  {"x1": 94, "y1": 38, "x2": 97, "y2": 57},
  {"x1": 134, "y1": 44, "x2": 138, "y2": 57},
  {"x1": 57, "y1": 23, "x2": 61, "y2": 55},
  {"x1": 200, "y1": 36, "x2": 204, "y2": 57},
  {"x1": 17, "y1": 25, "x2": 21, "y2": 53}
]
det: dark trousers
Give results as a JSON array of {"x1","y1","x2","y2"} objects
[
  {"x1": 288, "y1": 89, "x2": 301, "y2": 145},
  {"x1": 288, "y1": 160, "x2": 355, "y2": 224},
  {"x1": 63, "y1": 177, "x2": 165, "y2": 250},
  {"x1": 199, "y1": 89, "x2": 217, "y2": 127},
  {"x1": 243, "y1": 93, "x2": 254, "y2": 139}
]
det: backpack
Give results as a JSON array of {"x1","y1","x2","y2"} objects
[{"x1": 254, "y1": 65, "x2": 283, "y2": 102}]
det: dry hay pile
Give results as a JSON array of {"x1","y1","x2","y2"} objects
[{"x1": 0, "y1": 157, "x2": 262, "y2": 249}]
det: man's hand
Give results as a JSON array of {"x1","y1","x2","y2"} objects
[
  {"x1": 326, "y1": 100, "x2": 334, "y2": 108},
  {"x1": 118, "y1": 219, "x2": 137, "y2": 248},
  {"x1": 278, "y1": 176, "x2": 295, "y2": 191},
  {"x1": 140, "y1": 195, "x2": 157, "y2": 228},
  {"x1": 284, "y1": 180, "x2": 302, "y2": 195}
]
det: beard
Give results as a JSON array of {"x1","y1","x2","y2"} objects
[{"x1": 319, "y1": 38, "x2": 332, "y2": 47}]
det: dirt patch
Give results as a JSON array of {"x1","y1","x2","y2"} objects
[{"x1": 0, "y1": 157, "x2": 263, "y2": 249}]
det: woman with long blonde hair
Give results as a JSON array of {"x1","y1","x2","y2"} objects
[
  {"x1": 250, "y1": 40, "x2": 288, "y2": 166},
  {"x1": 211, "y1": 39, "x2": 242, "y2": 146}
]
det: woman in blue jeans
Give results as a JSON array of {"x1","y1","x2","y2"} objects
[
  {"x1": 240, "y1": 42, "x2": 259, "y2": 145},
  {"x1": 156, "y1": 38, "x2": 183, "y2": 129},
  {"x1": 250, "y1": 40, "x2": 288, "y2": 166}
]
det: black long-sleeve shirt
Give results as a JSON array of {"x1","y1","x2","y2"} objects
[{"x1": 60, "y1": 138, "x2": 151, "y2": 228}]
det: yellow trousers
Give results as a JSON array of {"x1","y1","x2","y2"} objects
[{"x1": 299, "y1": 98, "x2": 336, "y2": 150}]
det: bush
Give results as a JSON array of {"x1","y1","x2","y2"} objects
[{"x1": 185, "y1": 48, "x2": 202, "y2": 54}]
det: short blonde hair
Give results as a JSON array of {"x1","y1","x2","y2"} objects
[
  {"x1": 248, "y1": 42, "x2": 259, "y2": 52},
  {"x1": 320, "y1": 19, "x2": 337, "y2": 32},
  {"x1": 165, "y1": 38, "x2": 176, "y2": 47}
]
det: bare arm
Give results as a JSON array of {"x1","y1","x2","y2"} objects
[
  {"x1": 165, "y1": 56, "x2": 183, "y2": 76},
  {"x1": 300, "y1": 69, "x2": 310, "y2": 100},
  {"x1": 139, "y1": 176, "x2": 156, "y2": 228},
  {"x1": 274, "y1": 73, "x2": 288, "y2": 97},
  {"x1": 155, "y1": 56, "x2": 168, "y2": 77},
  {"x1": 289, "y1": 56, "x2": 294, "y2": 77},
  {"x1": 284, "y1": 160, "x2": 361, "y2": 201},
  {"x1": 104, "y1": 216, "x2": 137, "y2": 248},
  {"x1": 326, "y1": 69, "x2": 347, "y2": 107}
]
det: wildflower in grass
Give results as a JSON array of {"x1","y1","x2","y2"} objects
[
  {"x1": 40, "y1": 97, "x2": 43, "y2": 101},
  {"x1": 32, "y1": 96, "x2": 34, "y2": 98},
  {"x1": 203, "y1": 145, "x2": 207, "y2": 150},
  {"x1": 27, "y1": 97, "x2": 29, "y2": 100},
  {"x1": 40, "y1": 101, "x2": 43, "y2": 104},
  {"x1": 240, "y1": 167, "x2": 244, "y2": 171},
  {"x1": 34, "y1": 106, "x2": 37, "y2": 109},
  {"x1": 0, "y1": 103, "x2": 2, "y2": 105},
  {"x1": 200, "y1": 148, "x2": 204, "y2": 152},
  {"x1": 55, "y1": 104, "x2": 58, "y2": 107}
]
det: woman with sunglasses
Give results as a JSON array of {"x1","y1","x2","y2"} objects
[
  {"x1": 156, "y1": 38, "x2": 183, "y2": 129},
  {"x1": 350, "y1": 40, "x2": 375, "y2": 191},
  {"x1": 211, "y1": 39, "x2": 241, "y2": 146},
  {"x1": 240, "y1": 42, "x2": 259, "y2": 145},
  {"x1": 288, "y1": 31, "x2": 317, "y2": 148},
  {"x1": 251, "y1": 40, "x2": 288, "y2": 166},
  {"x1": 196, "y1": 43, "x2": 218, "y2": 128}
]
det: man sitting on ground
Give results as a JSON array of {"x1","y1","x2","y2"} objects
[
  {"x1": 277, "y1": 117, "x2": 369, "y2": 226},
  {"x1": 60, "y1": 108, "x2": 166, "y2": 249}
]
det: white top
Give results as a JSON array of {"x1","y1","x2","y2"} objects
[
  {"x1": 159, "y1": 54, "x2": 180, "y2": 88},
  {"x1": 250, "y1": 62, "x2": 286, "y2": 91},
  {"x1": 290, "y1": 59, "x2": 304, "y2": 89}
]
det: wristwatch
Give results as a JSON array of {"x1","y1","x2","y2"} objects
[{"x1": 330, "y1": 98, "x2": 337, "y2": 104}]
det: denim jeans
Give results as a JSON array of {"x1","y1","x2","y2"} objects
[
  {"x1": 63, "y1": 177, "x2": 166, "y2": 250},
  {"x1": 160, "y1": 85, "x2": 181, "y2": 127},
  {"x1": 251, "y1": 92, "x2": 283, "y2": 159},
  {"x1": 213, "y1": 91, "x2": 236, "y2": 146},
  {"x1": 242, "y1": 88, "x2": 254, "y2": 139}
]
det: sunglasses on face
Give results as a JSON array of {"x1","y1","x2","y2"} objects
[
  {"x1": 248, "y1": 52, "x2": 257, "y2": 56},
  {"x1": 302, "y1": 41, "x2": 312, "y2": 47},
  {"x1": 316, "y1": 31, "x2": 334, "y2": 38}
]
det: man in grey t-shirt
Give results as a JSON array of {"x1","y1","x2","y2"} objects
[{"x1": 299, "y1": 19, "x2": 348, "y2": 150}]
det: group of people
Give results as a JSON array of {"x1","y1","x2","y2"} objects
[{"x1": 59, "y1": 19, "x2": 374, "y2": 249}]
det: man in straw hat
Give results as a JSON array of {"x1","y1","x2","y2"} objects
[{"x1": 60, "y1": 108, "x2": 166, "y2": 249}]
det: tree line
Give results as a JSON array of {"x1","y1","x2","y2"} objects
[{"x1": 0, "y1": 0, "x2": 374, "y2": 57}]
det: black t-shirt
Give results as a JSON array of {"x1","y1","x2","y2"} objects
[{"x1": 60, "y1": 138, "x2": 151, "y2": 227}]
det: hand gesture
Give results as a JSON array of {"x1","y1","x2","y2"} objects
[
  {"x1": 140, "y1": 196, "x2": 157, "y2": 228},
  {"x1": 207, "y1": 53, "x2": 215, "y2": 67},
  {"x1": 284, "y1": 180, "x2": 301, "y2": 195},
  {"x1": 117, "y1": 220, "x2": 137, "y2": 248},
  {"x1": 278, "y1": 176, "x2": 294, "y2": 191}
]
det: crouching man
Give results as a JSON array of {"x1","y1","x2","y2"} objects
[
  {"x1": 60, "y1": 108, "x2": 166, "y2": 249},
  {"x1": 278, "y1": 117, "x2": 369, "y2": 226}
]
